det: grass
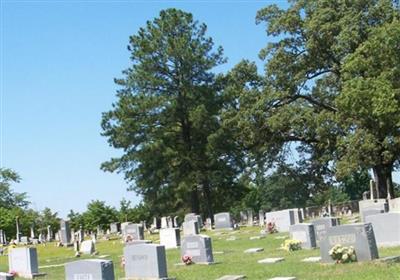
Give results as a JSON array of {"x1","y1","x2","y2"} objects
[{"x1": 0, "y1": 226, "x2": 399, "y2": 280}]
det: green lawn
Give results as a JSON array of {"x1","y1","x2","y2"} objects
[{"x1": 1, "y1": 226, "x2": 399, "y2": 280}]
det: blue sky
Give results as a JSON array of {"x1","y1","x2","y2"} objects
[{"x1": 2, "y1": 0, "x2": 399, "y2": 218}]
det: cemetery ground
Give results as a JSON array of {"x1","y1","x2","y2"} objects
[{"x1": 1, "y1": 225, "x2": 399, "y2": 280}]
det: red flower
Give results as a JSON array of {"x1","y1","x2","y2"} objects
[{"x1": 181, "y1": 255, "x2": 193, "y2": 265}]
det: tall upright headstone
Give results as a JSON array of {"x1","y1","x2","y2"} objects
[
  {"x1": 259, "y1": 210, "x2": 265, "y2": 227},
  {"x1": 181, "y1": 234, "x2": 214, "y2": 264},
  {"x1": 161, "y1": 217, "x2": 168, "y2": 229},
  {"x1": 46, "y1": 225, "x2": 52, "y2": 242},
  {"x1": 124, "y1": 244, "x2": 169, "y2": 279},
  {"x1": 65, "y1": 259, "x2": 115, "y2": 280},
  {"x1": 319, "y1": 223, "x2": 379, "y2": 263},
  {"x1": 8, "y1": 247, "x2": 45, "y2": 278},
  {"x1": 184, "y1": 214, "x2": 202, "y2": 230},
  {"x1": 15, "y1": 217, "x2": 21, "y2": 243},
  {"x1": 173, "y1": 216, "x2": 179, "y2": 228},
  {"x1": 60, "y1": 220, "x2": 72, "y2": 245},
  {"x1": 159, "y1": 228, "x2": 181, "y2": 249},
  {"x1": 247, "y1": 209, "x2": 253, "y2": 226},
  {"x1": 214, "y1": 212, "x2": 233, "y2": 230},
  {"x1": 0, "y1": 230, "x2": 5, "y2": 245}
]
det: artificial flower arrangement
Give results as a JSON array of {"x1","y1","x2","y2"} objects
[
  {"x1": 282, "y1": 239, "x2": 302, "y2": 251},
  {"x1": 181, "y1": 255, "x2": 193, "y2": 265},
  {"x1": 267, "y1": 222, "x2": 278, "y2": 234},
  {"x1": 329, "y1": 244, "x2": 357, "y2": 263}
]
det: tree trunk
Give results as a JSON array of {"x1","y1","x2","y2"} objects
[
  {"x1": 202, "y1": 180, "x2": 214, "y2": 223},
  {"x1": 191, "y1": 185, "x2": 200, "y2": 214},
  {"x1": 372, "y1": 164, "x2": 395, "y2": 199}
]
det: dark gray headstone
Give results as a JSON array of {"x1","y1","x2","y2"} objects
[
  {"x1": 265, "y1": 209, "x2": 295, "y2": 232},
  {"x1": 214, "y1": 212, "x2": 233, "y2": 230},
  {"x1": 311, "y1": 217, "x2": 340, "y2": 246},
  {"x1": 60, "y1": 220, "x2": 71, "y2": 245},
  {"x1": 181, "y1": 234, "x2": 214, "y2": 264},
  {"x1": 320, "y1": 223, "x2": 379, "y2": 263},
  {"x1": 124, "y1": 244, "x2": 168, "y2": 279},
  {"x1": 289, "y1": 223, "x2": 316, "y2": 249},
  {"x1": 365, "y1": 212, "x2": 400, "y2": 247},
  {"x1": 65, "y1": 259, "x2": 115, "y2": 280},
  {"x1": 8, "y1": 247, "x2": 39, "y2": 278}
]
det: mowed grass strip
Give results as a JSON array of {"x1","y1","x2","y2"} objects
[{"x1": 0, "y1": 227, "x2": 399, "y2": 280}]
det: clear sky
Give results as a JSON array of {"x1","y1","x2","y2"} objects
[{"x1": 2, "y1": 0, "x2": 399, "y2": 218}]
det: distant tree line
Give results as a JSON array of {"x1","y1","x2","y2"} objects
[{"x1": 101, "y1": 1, "x2": 400, "y2": 220}]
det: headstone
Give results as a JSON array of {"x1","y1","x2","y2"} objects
[
  {"x1": 240, "y1": 211, "x2": 247, "y2": 225},
  {"x1": 124, "y1": 223, "x2": 144, "y2": 241},
  {"x1": 20, "y1": 236, "x2": 29, "y2": 244},
  {"x1": 184, "y1": 214, "x2": 202, "y2": 230},
  {"x1": 46, "y1": 225, "x2": 52, "y2": 242},
  {"x1": 0, "y1": 230, "x2": 5, "y2": 245},
  {"x1": 265, "y1": 209, "x2": 295, "y2": 232},
  {"x1": 80, "y1": 240, "x2": 95, "y2": 255},
  {"x1": 247, "y1": 209, "x2": 253, "y2": 226},
  {"x1": 60, "y1": 220, "x2": 72, "y2": 245},
  {"x1": 167, "y1": 216, "x2": 173, "y2": 228},
  {"x1": 173, "y1": 216, "x2": 179, "y2": 228},
  {"x1": 8, "y1": 247, "x2": 44, "y2": 278},
  {"x1": 0, "y1": 272, "x2": 14, "y2": 280},
  {"x1": 289, "y1": 223, "x2": 316, "y2": 249},
  {"x1": 159, "y1": 228, "x2": 180, "y2": 249},
  {"x1": 65, "y1": 259, "x2": 115, "y2": 280},
  {"x1": 311, "y1": 217, "x2": 340, "y2": 246},
  {"x1": 365, "y1": 212, "x2": 400, "y2": 247},
  {"x1": 259, "y1": 210, "x2": 265, "y2": 227},
  {"x1": 78, "y1": 227, "x2": 84, "y2": 243},
  {"x1": 110, "y1": 222, "x2": 120, "y2": 234},
  {"x1": 319, "y1": 223, "x2": 379, "y2": 263},
  {"x1": 214, "y1": 212, "x2": 233, "y2": 230},
  {"x1": 289, "y1": 209, "x2": 303, "y2": 224},
  {"x1": 181, "y1": 234, "x2": 214, "y2": 264},
  {"x1": 30, "y1": 226, "x2": 35, "y2": 239},
  {"x1": 268, "y1": 277, "x2": 296, "y2": 280},
  {"x1": 161, "y1": 217, "x2": 168, "y2": 229},
  {"x1": 359, "y1": 199, "x2": 388, "y2": 221},
  {"x1": 216, "y1": 276, "x2": 246, "y2": 280},
  {"x1": 205, "y1": 218, "x2": 212, "y2": 230},
  {"x1": 389, "y1": 197, "x2": 400, "y2": 212},
  {"x1": 244, "y1": 248, "x2": 264, "y2": 253},
  {"x1": 361, "y1": 209, "x2": 385, "y2": 222},
  {"x1": 301, "y1": 256, "x2": 321, "y2": 263},
  {"x1": 258, "y1": 257, "x2": 284, "y2": 264},
  {"x1": 15, "y1": 217, "x2": 21, "y2": 243},
  {"x1": 183, "y1": 221, "x2": 199, "y2": 236},
  {"x1": 120, "y1": 221, "x2": 129, "y2": 231},
  {"x1": 124, "y1": 244, "x2": 169, "y2": 279}
]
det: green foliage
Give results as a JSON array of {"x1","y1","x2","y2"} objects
[
  {"x1": 101, "y1": 8, "x2": 245, "y2": 217},
  {"x1": 81, "y1": 200, "x2": 118, "y2": 231},
  {"x1": 0, "y1": 168, "x2": 29, "y2": 209}
]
